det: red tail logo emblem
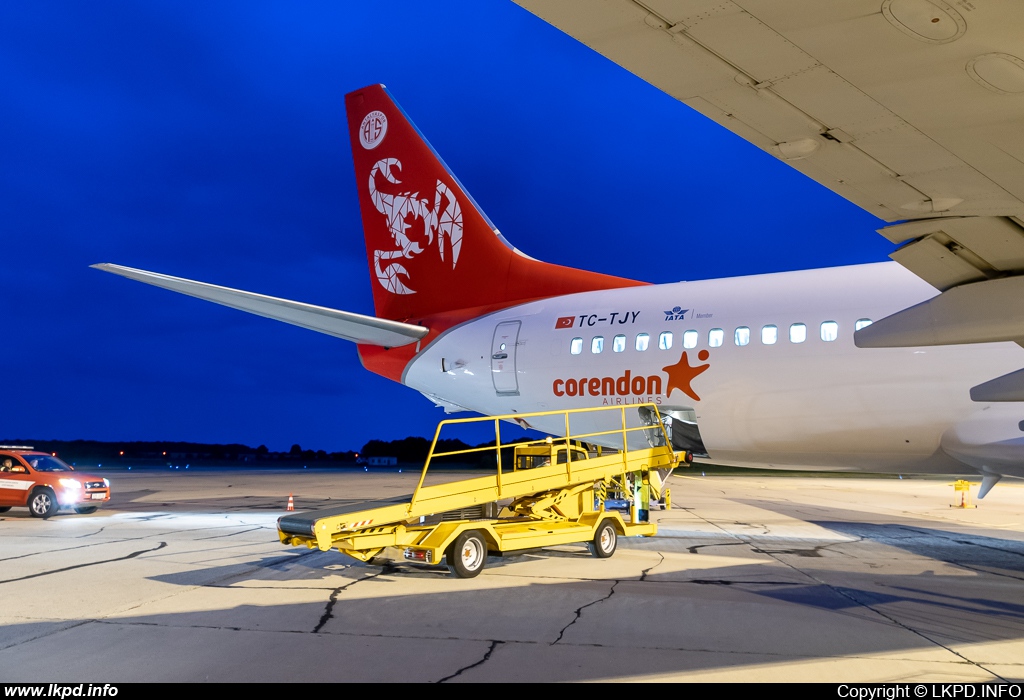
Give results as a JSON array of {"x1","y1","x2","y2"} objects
[{"x1": 368, "y1": 157, "x2": 463, "y2": 295}]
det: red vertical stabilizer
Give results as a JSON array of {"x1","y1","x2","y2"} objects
[{"x1": 345, "y1": 84, "x2": 644, "y2": 324}]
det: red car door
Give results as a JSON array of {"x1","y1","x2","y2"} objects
[{"x1": 0, "y1": 456, "x2": 33, "y2": 506}]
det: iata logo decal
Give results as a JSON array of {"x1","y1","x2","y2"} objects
[
  {"x1": 551, "y1": 349, "x2": 711, "y2": 403},
  {"x1": 664, "y1": 306, "x2": 688, "y2": 321},
  {"x1": 359, "y1": 110, "x2": 388, "y2": 150},
  {"x1": 369, "y1": 158, "x2": 463, "y2": 295}
]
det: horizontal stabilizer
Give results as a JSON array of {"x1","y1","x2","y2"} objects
[
  {"x1": 970, "y1": 367, "x2": 1024, "y2": 402},
  {"x1": 854, "y1": 275, "x2": 1024, "y2": 348},
  {"x1": 92, "y1": 264, "x2": 428, "y2": 347}
]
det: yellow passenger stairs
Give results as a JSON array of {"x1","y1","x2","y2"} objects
[{"x1": 278, "y1": 404, "x2": 687, "y2": 577}]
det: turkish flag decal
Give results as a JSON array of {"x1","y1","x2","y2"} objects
[{"x1": 555, "y1": 316, "x2": 575, "y2": 329}]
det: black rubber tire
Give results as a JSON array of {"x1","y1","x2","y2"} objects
[
  {"x1": 589, "y1": 519, "x2": 618, "y2": 558},
  {"x1": 446, "y1": 530, "x2": 487, "y2": 578},
  {"x1": 29, "y1": 489, "x2": 58, "y2": 519},
  {"x1": 74, "y1": 506, "x2": 99, "y2": 514},
  {"x1": 0, "y1": 506, "x2": 11, "y2": 513}
]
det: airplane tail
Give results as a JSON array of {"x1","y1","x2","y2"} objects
[{"x1": 345, "y1": 84, "x2": 644, "y2": 323}]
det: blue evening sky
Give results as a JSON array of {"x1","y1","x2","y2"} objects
[{"x1": 0, "y1": 1, "x2": 892, "y2": 451}]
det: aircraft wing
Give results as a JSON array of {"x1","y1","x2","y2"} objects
[
  {"x1": 92, "y1": 264, "x2": 428, "y2": 347},
  {"x1": 514, "y1": 0, "x2": 1024, "y2": 396}
]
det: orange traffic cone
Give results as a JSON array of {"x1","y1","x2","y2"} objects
[{"x1": 287, "y1": 494, "x2": 294, "y2": 511}]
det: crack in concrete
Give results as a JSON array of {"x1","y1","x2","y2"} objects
[
  {"x1": 76, "y1": 618, "x2": 1024, "y2": 667},
  {"x1": 312, "y1": 566, "x2": 394, "y2": 633},
  {"x1": 686, "y1": 541, "x2": 747, "y2": 555},
  {"x1": 951, "y1": 562, "x2": 1024, "y2": 582},
  {"x1": 195, "y1": 526, "x2": 269, "y2": 541},
  {"x1": 552, "y1": 580, "x2": 619, "y2": 645},
  {"x1": 0, "y1": 541, "x2": 168, "y2": 584},
  {"x1": 0, "y1": 539, "x2": 135, "y2": 563},
  {"x1": 751, "y1": 537, "x2": 865, "y2": 559},
  {"x1": 680, "y1": 503, "x2": 1009, "y2": 680},
  {"x1": 204, "y1": 584, "x2": 342, "y2": 591},
  {"x1": 890, "y1": 525, "x2": 1024, "y2": 561},
  {"x1": 76, "y1": 527, "x2": 106, "y2": 539},
  {"x1": 731, "y1": 520, "x2": 772, "y2": 535},
  {"x1": 639, "y1": 553, "x2": 664, "y2": 582},
  {"x1": 817, "y1": 582, "x2": 1008, "y2": 682},
  {"x1": 687, "y1": 579, "x2": 801, "y2": 586},
  {"x1": 437, "y1": 640, "x2": 501, "y2": 683},
  {"x1": 0, "y1": 620, "x2": 93, "y2": 652},
  {"x1": 96, "y1": 618, "x2": 246, "y2": 633}
]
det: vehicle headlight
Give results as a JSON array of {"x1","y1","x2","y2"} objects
[
  {"x1": 59, "y1": 478, "x2": 82, "y2": 489},
  {"x1": 102, "y1": 478, "x2": 110, "y2": 487}
]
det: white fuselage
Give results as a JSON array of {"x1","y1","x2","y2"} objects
[{"x1": 404, "y1": 262, "x2": 1024, "y2": 477}]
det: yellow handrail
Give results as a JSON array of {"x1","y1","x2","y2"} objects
[{"x1": 407, "y1": 404, "x2": 672, "y2": 513}]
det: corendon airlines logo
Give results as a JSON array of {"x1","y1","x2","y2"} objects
[
  {"x1": 552, "y1": 349, "x2": 711, "y2": 404},
  {"x1": 368, "y1": 157, "x2": 464, "y2": 295}
]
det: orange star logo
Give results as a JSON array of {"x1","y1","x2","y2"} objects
[{"x1": 662, "y1": 349, "x2": 710, "y2": 401}]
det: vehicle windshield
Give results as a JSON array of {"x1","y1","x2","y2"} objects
[{"x1": 24, "y1": 455, "x2": 73, "y2": 472}]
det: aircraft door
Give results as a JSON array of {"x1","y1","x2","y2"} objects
[
  {"x1": 490, "y1": 321, "x2": 521, "y2": 396},
  {"x1": 638, "y1": 405, "x2": 708, "y2": 457}
]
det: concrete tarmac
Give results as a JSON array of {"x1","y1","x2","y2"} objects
[{"x1": 1, "y1": 469, "x2": 1023, "y2": 683}]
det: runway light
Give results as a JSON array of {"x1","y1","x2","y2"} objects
[{"x1": 119, "y1": 451, "x2": 124, "y2": 456}]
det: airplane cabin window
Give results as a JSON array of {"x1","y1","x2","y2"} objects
[
  {"x1": 613, "y1": 334, "x2": 626, "y2": 352},
  {"x1": 709, "y1": 328, "x2": 724, "y2": 348},
  {"x1": 658, "y1": 331, "x2": 672, "y2": 350},
  {"x1": 636, "y1": 333, "x2": 650, "y2": 351},
  {"x1": 820, "y1": 321, "x2": 839, "y2": 342},
  {"x1": 734, "y1": 326, "x2": 750, "y2": 346},
  {"x1": 591, "y1": 336, "x2": 604, "y2": 354},
  {"x1": 761, "y1": 325, "x2": 778, "y2": 345},
  {"x1": 855, "y1": 318, "x2": 873, "y2": 331},
  {"x1": 682, "y1": 330, "x2": 698, "y2": 349},
  {"x1": 789, "y1": 323, "x2": 806, "y2": 343},
  {"x1": 570, "y1": 337, "x2": 583, "y2": 355}
]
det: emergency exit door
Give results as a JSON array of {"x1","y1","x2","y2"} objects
[{"x1": 490, "y1": 321, "x2": 521, "y2": 396}]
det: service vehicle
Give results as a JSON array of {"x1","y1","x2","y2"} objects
[
  {"x1": 278, "y1": 405, "x2": 683, "y2": 578},
  {"x1": 0, "y1": 446, "x2": 111, "y2": 518}
]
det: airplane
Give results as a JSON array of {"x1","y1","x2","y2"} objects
[{"x1": 93, "y1": 0, "x2": 1024, "y2": 497}]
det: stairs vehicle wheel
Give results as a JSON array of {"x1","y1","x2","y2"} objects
[
  {"x1": 589, "y1": 519, "x2": 617, "y2": 558},
  {"x1": 446, "y1": 530, "x2": 487, "y2": 578}
]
